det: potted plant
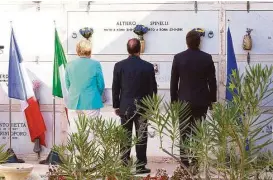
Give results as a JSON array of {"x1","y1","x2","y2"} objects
[{"x1": 133, "y1": 25, "x2": 149, "y2": 53}]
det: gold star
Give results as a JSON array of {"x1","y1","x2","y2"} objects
[
  {"x1": 229, "y1": 83, "x2": 236, "y2": 91},
  {"x1": 231, "y1": 69, "x2": 237, "y2": 78}
]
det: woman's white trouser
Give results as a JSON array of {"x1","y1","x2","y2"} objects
[{"x1": 68, "y1": 109, "x2": 100, "y2": 135}]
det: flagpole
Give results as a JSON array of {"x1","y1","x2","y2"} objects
[
  {"x1": 226, "y1": 19, "x2": 229, "y2": 62},
  {"x1": 39, "y1": 21, "x2": 61, "y2": 165},
  {"x1": 53, "y1": 20, "x2": 56, "y2": 146},
  {"x1": 9, "y1": 99, "x2": 12, "y2": 149},
  {"x1": 53, "y1": 96, "x2": 56, "y2": 146},
  {"x1": 9, "y1": 21, "x2": 13, "y2": 150}
]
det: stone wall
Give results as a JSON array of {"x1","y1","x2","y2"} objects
[{"x1": 0, "y1": 1, "x2": 273, "y2": 160}]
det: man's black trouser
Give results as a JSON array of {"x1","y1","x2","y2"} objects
[
  {"x1": 120, "y1": 114, "x2": 148, "y2": 167},
  {"x1": 180, "y1": 105, "x2": 208, "y2": 166}
]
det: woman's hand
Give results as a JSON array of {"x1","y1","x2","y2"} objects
[{"x1": 114, "y1": 108, "x2": 121, "y2": 116}]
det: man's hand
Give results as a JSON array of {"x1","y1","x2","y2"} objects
[{"x1": 114, "y1": 108, "x2": 121, "y2": 116}]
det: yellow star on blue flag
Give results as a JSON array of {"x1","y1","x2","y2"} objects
[{"x1": 226, "y1": 27, "x2": 238, "y2": 101}]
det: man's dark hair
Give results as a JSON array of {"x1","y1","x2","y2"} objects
[
  {"x1": 186, "y1": 30, "x2": 200, "y2": 49},
  {"x1": 127, "y1": 38, "x2": 141, "y2": 54}
]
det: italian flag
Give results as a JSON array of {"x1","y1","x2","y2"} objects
[{"x1": 52, "y1": 29, "x2": 68, "y2": 104}]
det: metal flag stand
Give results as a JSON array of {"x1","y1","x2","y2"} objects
[
  {"x1": 6, "y1": 99, "x2": 25, "y2": 163},
  {"x1": 39, "y1": 97, "x2": 61, "y2": 165}
]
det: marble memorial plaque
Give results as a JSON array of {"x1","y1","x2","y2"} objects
[
  {"x1": 0, "y1": 111, "x2": 65, "y2": 155},
  {"x1": 67, "y1": 11, "x2": 219, "y2": 55},
  {"x1": 227, "y1": 11, "x2": 273, "y2": 54},
  {"x1": 0, "y1": 112, "x2": 40, "y2": 154}
]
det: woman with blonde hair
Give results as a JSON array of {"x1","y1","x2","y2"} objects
[{"x1": 65, "y1": 39, "x2": 105, "y2": 119}]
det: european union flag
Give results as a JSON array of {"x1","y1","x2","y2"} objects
[
  {"x1": 226, "y1": 27, "x2": 238, "y2": 101},
  {"x1": 226, "y1": 27, "x2": 249, "y2": 151}
]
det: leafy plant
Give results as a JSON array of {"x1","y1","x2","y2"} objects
[
  {"x1": 0, "y1": 145, "x2": 9, "y2": 163},
  {"x1": 136, "y1": 64, "x2": 273, "y2": 180},
  {"x1": 53, "y1": 115, "x2": 142, "y2": 180},
  {"x1": 137, "y1": 94, "x2": 194, "y2": 179},
  {"x1": 188, "y1": 64, "x2": 273, "y2": 180},
  {"x1": 0, "y1": 145, "x2": 9, "y2": 180}
]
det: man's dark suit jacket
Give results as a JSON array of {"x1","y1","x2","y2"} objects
[
  {"x1": 170, "y1": 49, "x2": 217, "y2": 107},
  {"x1": 112, "y1": 55, "x2": 158, "y2": 116}
]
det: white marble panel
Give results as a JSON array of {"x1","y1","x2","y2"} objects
[
  {"x1": 67, "y1": 11, "x2": 219, "y2": 54},
  {"x1": 0, "y1": 112, "x2": 66, "y2": 156},
  {"x1": 0, "y1": 11, "x2": 66, "y2": 62},
  {"x1": 226, "y1": 11, "x2": 273, "y2": 54}
]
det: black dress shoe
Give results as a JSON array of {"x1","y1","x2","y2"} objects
[{"x1": 136, "y1": 166, "x2": 151, "y2": 174}]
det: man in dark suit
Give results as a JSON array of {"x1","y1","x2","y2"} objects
[
  {"x1": 112, "y1": 38, "x2": 157, "y2": 174},
  {"x1": 170, "y1": 30, "x2": 217, "y2": 166}
]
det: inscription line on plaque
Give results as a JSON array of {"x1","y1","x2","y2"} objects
[{"x1": 67, "y1": 11, "x2": 219, "y2": 55}]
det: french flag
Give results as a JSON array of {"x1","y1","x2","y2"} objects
[{"x1": 8, "y1": 28, "x2": 46, "y2": 146}]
